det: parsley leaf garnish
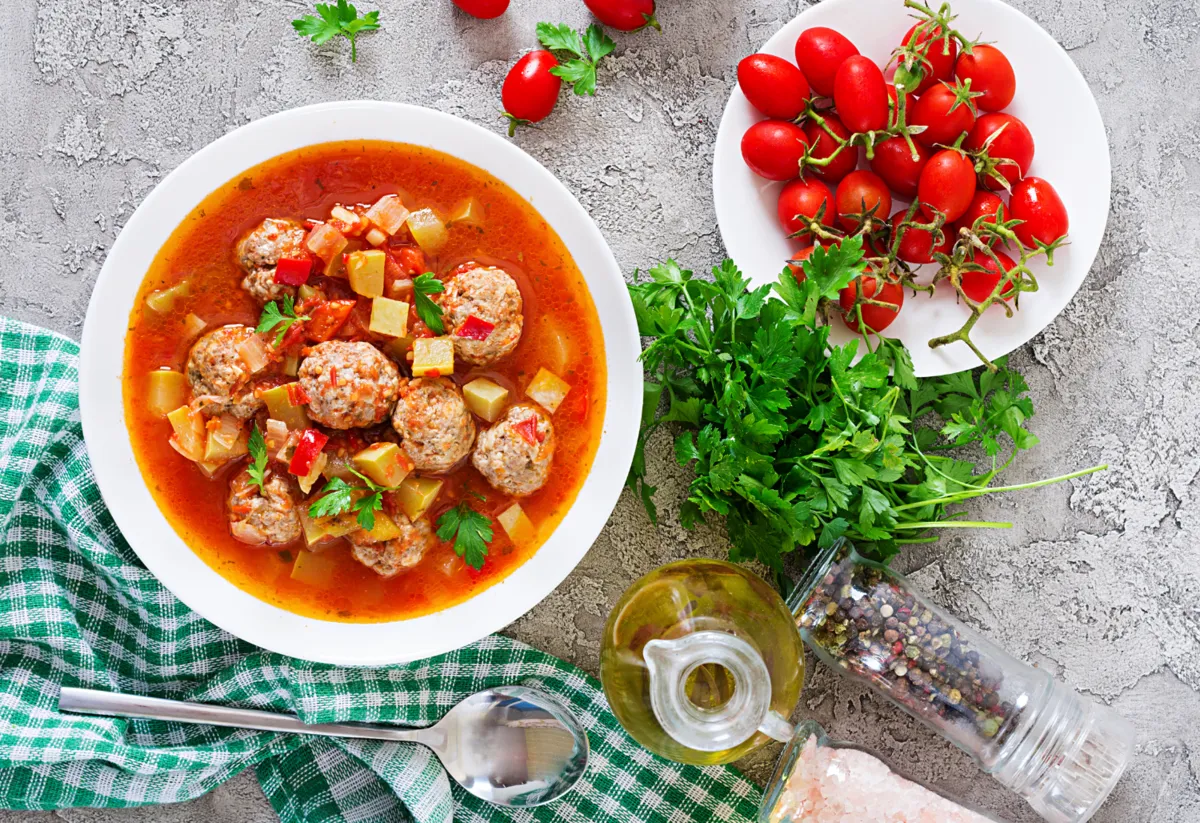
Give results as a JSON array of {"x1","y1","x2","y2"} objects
[
  {"x1": 292, "y1": 0, "x2": 381, "y2": 63},
  {"x1": 412, "y1": 272, "x2": 446, "y2": 335},
  {"x1": 435, "y1": 502, "x2": 493, "y2": 570},
  {"x1": 246, "y1": 424, "x2": 268, "y2": 491},
  {"x1": 256, "y1": 294, "x2": 310, "y2": 346},
  {"x1": 307, "y1": 469, "x2": 395, "y2": 531},
  {"x1": 536, "y1": 23, "x2": 616, "y2": 97}
]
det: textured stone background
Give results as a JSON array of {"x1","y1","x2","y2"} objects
[{"x1": 2, "y1": 0, "x2": 1198, "y2": 820}]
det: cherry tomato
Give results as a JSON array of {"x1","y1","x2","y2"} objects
[
  {"x1": 890, "y1": 209, "x2": 952, "y2": 264},
  {"x1": 962, "y1": 249, "x2": 1017, "y2": 302},
  {"x1": 834, "y1": 56, "x2": 888, "y2": 134},
  {"x1": 741, "y1": 121, "x2": 809, "y2": 181},
  {"x1": 501, "y1": 51, "x2": 562, "y2": 135},
  {"x1": 777, "y1": 178, "x2": 835, "y2": 245},
  {"x1": 1009, "y1": 177, "x2": 1069, "y2": 249},
  {"x1": 910, "y1": 81, "x2": 977, "y2": 147},
  {"x1": 738, "y1": 54, "x2": 810, "y2": 120},
  {"x1": 584, "y1": 0, "x2": 658, "y2": 31},
  {"x1": 886, "y1": 86, "x2": 917, "y2": 129},
  {"x1": 451, "y1": 0, "x2": 509, "y2": 19},
  {"x1": 965, "y1": 113, "x2": 1035, "y2": 191},
  {"x1": 954, "y1": 44, "x2": 1015, "y2": 111},
  {"x1": 918, "y1": 149, "x2": 976, "y2": 222},
  {"x1": 835, "y1": 170, "x2": 892, "y2": 231},
  {"x1": 870, "y1": 136, "x2": 930, "y2": 198},
  {"x1": 795, "y1": 27, "x2": 859, "y2": 97},
  {"x1": 902, "y1": 23, "x2": 958, "y2": 94},
  {"x1": 839, "y1": 273, "x2": 905, "y2": 334},
  {"x1": 955, "y1": 190, "x2": 1007, "y2": 245},
  {"x1": 803, "y1": 115, "x2": 857, "y2": 184}
]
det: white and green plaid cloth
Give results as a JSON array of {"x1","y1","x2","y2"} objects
[{"x1": 0, "y1": 316, "x2": 762, "y2": 822}]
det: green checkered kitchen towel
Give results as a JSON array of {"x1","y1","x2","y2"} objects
[{"x1": 0, "y1": 315, "x2": 762, "y2": 823}]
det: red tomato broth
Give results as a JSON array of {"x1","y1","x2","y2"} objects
[{"x1": 123, "y1": 140, "x2": 607, "y2": 622}]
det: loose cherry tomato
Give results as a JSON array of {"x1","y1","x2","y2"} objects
[
  {"x1": 902, "y1": 23, "x2": 958, "y2": 94},
  {"x1": 1009, "y1": 177, "x2": 1069, "y2": 249},
  {"x1": 451, "y1": 0, "x2": 509, "y2": 19},
  {"x1": 954, "y1": 44, "x2": 1015, "y2": 111},
  {"x1": 584, "y1": 0, "x2": 658, "y2": 31},
  {"x1": 834, "y1": 56, "x2": 888, "y2": 134},
  {"x1": 738, "y1": 54, "x2": 810, "y2": 120},
  {"x1": 955, "y1": 190, "x2": 1007, "y2": 245},
  {"x1": 839, "y1": 273, "x2": 904, "y2": 334},
  {"x1": 501, "y1": 51, "x2": 562, "y2": 135},
  {"x1": 885, "y1": 86, "x2": 917, "y2": 129},
  {"x1": 835, "y1": 170, "x2": 892, "y2": 232},
  {"x1": 962, "y1": 249, "x2": 1017, "y2": 302},
  {"x1": 777, "y1": 178, "x2": 835, "y2": 245},
  {"x1": 910, "y1": 81, "x2": 977, "y2": 147},
  {"x1": 795, "y1": 27, "x2": 859, "y2": 97},
  {"x1": 965, "y1": 112, "x2": 1035, "y2": 191},
  {"x1": 741, "y1": 121, "x2": 809, "y2": 181},
  {"x1": 918, "y1": 149, "x2": 976, "y2": 222},
  {"x1": 890, "y1": 209, "x2": 952, "y2": 264},
  {"x1": 803, "y1": 115, "x2": 857, "y2": 183},
  {"x1": 870, "y1": 136, "x2": 930, "y2": 198}
]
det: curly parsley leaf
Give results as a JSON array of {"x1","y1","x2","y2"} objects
[
  {"x1": 246, "y1": 424, "x2": 268, "y2": 491},
  {"x1": 435, "y1": 502, "x2": 493, "y2": 570},
  {"x1": 536, "y1": 22, "x2": 616, "y2": 96},
  {"x1": 413, "y1": 272, "x2": 446, "y2": 335},
  {"x1": 256, "y1": 294, "x2": 310, "y2": 346},
  {"x1": 292, "y1": 0, "x2": 381, "y2": 63}
]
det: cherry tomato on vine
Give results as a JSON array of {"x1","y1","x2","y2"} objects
[
  {"x1": 741, "y1": 121, "x2": 809, "y2": 181},
  {"x1": 803, "y1": 115, "x2": 857, "y2": 183},
  {"x1": 777, "y1": 177, "x2": 835, "y2": 245},
  {"x1": 870, "y1": 137, "x2": 930, "y2": 198},
  {"x1": 584, "y1": 0, "x2": 658, "y2": 32},
  {"x1": 1009, "y1": 177, "x2": 1069, "y2": 249},
  {"x1": 901, "y1": 23, "x2": 958, "y2": 94},
  {"x1": 966, "y1": 112, "x2": 1035, "y2": 191},
  {"x1": 918, "y1": 149, "x2": 976, "y2": 222},
  {"x1": 954, "y1": 44, "x2": 1015, "y2": 111},
  {"x1": 962, "y1": 249, "x2": 1017, "y2": 302},
  {"x1": 795, "y1": 27, "x2": 859, "y2": 97},
  {"x1": 834, "y1": 56, "x2": 888, "y2": 134},
  {"x1": 738, "y1": 54, "x2": 811, "y2": 120},
  {"x1": 839, "y1": 273, "x2": 905, "y2": 334},
  {"x1": 890, "y1": 209, "x2": 952, "y2": 264},
  {"x1": 835, "y1": 170, "x2": 892, "y2": 232},
  {"x1": 955, "y1": 190, "x2": 1007, "y2": 245},
  {"x1": 910, "y1": 81, "x2": 977, "y2": 147},
  {"x1": 451, "y1": 0, "x2": 509, "y2": 19},
  {"x1": 501, "y1": 51, "x2": 562, "y2": 135}
]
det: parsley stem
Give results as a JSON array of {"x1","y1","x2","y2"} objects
[
  {"x1": 892, "y1": 464, "x2": 1107, "y2": 513},
  {"x1": 894, "y1": 520, "x2": 1012, "y2": 529}
]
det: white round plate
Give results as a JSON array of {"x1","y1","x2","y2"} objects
[
  {"x1": 80, "y1": 101, "x2": 642, "y2": 666},
  {"x1": 713, "y1": 0, "x2": 1109, "y2": 376}
]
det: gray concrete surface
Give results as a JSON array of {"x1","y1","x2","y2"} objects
[{"x1": 2, "y1": 0, "x2": 1198, "y2": 820}]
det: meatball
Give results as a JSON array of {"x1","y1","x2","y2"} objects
[
  {"x1": 438, "y1": 265, "x2": 524, "y2": 365},
  {"x1": 227, "y1": 467, "x2": 302, "y2": 546},
  {"x1": 471, "y1": 403, "x2": 555, "y2": 497},
  {"x1": 348, "y1": 515, "x2": 434, "y2": 577},
  {"x1": 298, "y1": 341, "x2": 401, "y2": 430},
  {"x1": 391, "y1": 378, "x2": 476, "y2": 473},
  {"x1": 235, "y1": 217, "x2": 307, "y2": 304},
  {"x1": 186, "y1": 324, "x2": 268, "y2": 418}
]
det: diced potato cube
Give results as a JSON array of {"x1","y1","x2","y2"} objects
[
  {"x1": 365, "y1": 512, "x2": 402, "y2": 542},
  {"x1": 298, "y1": 509, "x2": 358, "y2": 550},
  {"x1": 369, "y1": 297, "x2": 409, "y2": 338},
  {"x1": 365, "y1": 194, "x2": 410, "y2": 235},
  {"x1": 365, "y1": 227, "x2": 388, "y2": 247},
  {"x1": 147, "y1": 370, "x2": 187, "y2": 417},
  {"x1": 204, "y1": 416, "x2": 248, "y2": 463},
  {"x1": 291, "y1": 547, "x2": 341, "y2": 587},
  {"x1": 167, "y1": 406, "x2": 205, "y2": 462},
  {"x1": 260, "y1": 383, "x2": 310, "y2": 430},
  {"x1": 448, "y1": 197, "x2": 484, "y2": 227},
  {"x1": 144, "y1": 279, "x2": 191, "y2": 315},
  {"x1": 497, "y1": 503, "x2": 537, "y2": 543},
  {"x1": 407, "y1": 208, "x2": 448, "y2": 253},
  {"x1": 306, "y1": 223, "x2": 348, "y2": 261},
  {"x1": 346, "y1": 249, "x2": 386, "y2": 298},
  {"x1": 353, "y1": 442, "x2": 412, "y2": 488},
  {"x1": 411, "y1": 337, "x2": 454, "y2": 377},
  {"x1": 526, "y1": 367, "x2": 571, "y2": 414},
  {"x1": 398, "y1": 476, "x2": 443, "y2": 521},
  {"x1": 463, "y1": 378, "x2": 510, "y2": 423}
]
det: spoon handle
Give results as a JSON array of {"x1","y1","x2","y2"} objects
[{"x1": 59, "y1": 687, "x2": 424, "y2": 744}]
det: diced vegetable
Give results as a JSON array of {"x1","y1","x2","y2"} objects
[
  {"x1": 448, "y1": 197, "x2": 484, "y2": 227},
  {"x1": 514, "y1": 415, "x2": 543, "y2": 446},
  {"x1": 365, "y1": 512, "x2": 402, "y2": 542},
  {"x1": 274, "y1": 257, "x2": 312, "y2": 286},
  {"x1": 183, "y1": 313, "x2": 208, "y2": 339},
  {"x1": 407, "y1": 208, "x2": 448, "y2": 253},
  {"x1": 365, "y1": 194, "x2": 411, "y2": 235},
  {"x1": 298, "y1": 509, "x2": 358, "y2": 552},
  {"x1": 196, "y1": 460, "x2": 227, "y2": 479},
  {"x1": 204, "y1": 415, "x2": 249, "y2": 463},
  {"x1": 167, "y1": 406, "x2": 206, "y2": 462},
  {"x1": 526, "y1": 367, "x2": 571, "y2": 414},
  {"x1": 146, "y1": 370, "x2": 187, "y2": 417},
  {"x1": 346, "y1": 249, "x2": 386, "y2": 298},
  {"x1": 411, "y1": 336, "x2": 454, "y2": 377},
  {"x1": 329, "y1": 205, "x2": 367, "y2": 236},
  {"x1": 369, "y1": 297, "x2": 409, "y2": 338},
  {"x1": 541, "y1": 317, "x2": 575, "y2": 374},
  {"x1": 283, "y1": 353, "x2": 300, "y2": 377},
  {"x1": 497, "y1": 503, "x2": 536, "y2": 543},
  {"x1": 261, "y1": 383, "x2": 310, "y2": 430},
  {"x1": 264, "y1": 418, "x2": 290, "y2": 453},
  {"x1": 144, "y1": 279, "x2": 191, "y2": 315},
  {"x1": 365, "y1": 227, "x2": 387, "y2": 247},
  {"x1": 455, "y1": 315, "x2": 495, "y2": 341},
  {"x1": 383, "y1": 336, "x2": 415, "y2": 362},
  {"x1": 398, "y1": 476, "x2": 443, "y2": 521},
  {"x1": 353, "y1": 442, "x2": 412, "y2": 488},
  {"x1": 289, "y1": 429, "x2": 329, "y2": 477},
  {"x1": 237, "y1": 335, "x2": 271, "y2": 372},
  {"x1": 306, "y1": 299, "x2": 356, "y2": 342},
  {"x1": 321, "y1": 451, "x2": 357, "y2": 481},
  {"x1": 298, "y1": 284, "x2": 321, "y2": 302},
  {"x1": 291, "y1": 547, "x2": 341, "y2": 587},
  {"x1": 297, "y1": 452, "x2": 327, "y2": 495},
  {"x1": 306, "y1": 223, "x2": 348, "y2": 261},
  {"x1": 462, "y1": 378, "x2": 509, "y2": 422}
]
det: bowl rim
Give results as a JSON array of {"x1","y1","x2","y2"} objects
[{"x1": 80, "y1": 100, "x2": 642, "y2": 666}]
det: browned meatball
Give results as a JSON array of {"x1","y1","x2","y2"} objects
[
  {"x1": 227, "y1": 467, "x2": 302, "y2": 546},
  {"x1": 298, "y1": 341, "x2": 401, "y2": 429},
  {"x1": 391, "y1": 378, "x2": 476, "y2": 473},
  {"x1": 236, "y1": 218, "x2": 308, "y2": 304},
  {"x1": 438, "y1": 265, "x2": 524, "y2": 365},
  {"x1": 471, "y1": 403, "x2": 555, "y2": 497},
  {"x1": 185, "y1": 325, "x2": 268, "y2": 418},
  {"x1": 348, "y1": 515, "x2": 434, "y2": 577}
]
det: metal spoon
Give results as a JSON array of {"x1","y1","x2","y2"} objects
[{"x1": 59, "y1": 685, "x2": 589, "y2": 807}]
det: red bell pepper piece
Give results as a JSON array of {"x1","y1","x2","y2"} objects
[
  {"x1": 305, "y1": 299, "x2": 357, "y2": 342},
  {"x1": 514, "y1": 415, "x2": 543, "y2": 446},
  {"x1": 455, "y1": 315, "x2": 496, "y2": 341},
  {"x1": 286, "y1": 383, "x2": 311, "y2": 406},
  {"x1": 289, "y1": 429, "x2": 329, "y2": 477},
  {"x1": 274, "y1": 257, "x2": 313, "y2": 286}
]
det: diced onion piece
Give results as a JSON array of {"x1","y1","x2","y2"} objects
[
  {"x1": 411, "y1": 337, "x2": 454, "y2": 377},
  {"x1": 305, "y1": 223, "x2": 348, "y2": 261},
  {"x1": 166, "y1": 406, "x2": 205, "y2": 462},
  {"x1": 183, "y1": 313, "x2": 208, "y2": 339},
  {"x1": 406, "y1": 208, "x2": 448, "y2": 253},
  {"x1": 264, "y1": 418, "x2": 290, "y2": 452},
  {"x1": 329, "y1": 205, "x2": 367, "y2": 237},
  {"x1": 346, "y1": 250, "x2": 386, "y2": 298},
  {"x1": 196, "y1": 460, "x2": 227, "y2": 479},
  {"x1": 283, "y1": 353, "x2": 300, "y2": 377},
  {"x1": 321, "y1": 451, "x2": 357, "y2": 481},
  {"x1": 353, "y1": 442, "x2": 413, "y2": 488},
  {"x1": 204, "y1": 416, "x2": 248, "y2": 463},
  {"x1": 146, "y1": 370, "x2": 187, "y2": 417},
  {"x1": 365, "y1": 194, "x2": 411, "y2": 235},
  {"x1": 237, "y1": 335, "x2": 271, "y2": 373},
  {"x1": 448, "y1": 197, "x2": 484, "y2": 227},
  {"x1": 297, "y1": 452, "x2": 328, "y2": 495},
  {"x1": 433, "y1": 550, "x2": 465, "y2": 577},
  {"x1": 144, "y1": 280, "x2": 191, "y2": 315},
  {"x1": 365, "y1": 512, "x2": 403, "y2": 542},
  {"x1": 462, "y1": 378, "x2": 509, "y2": 423},
  {"x1": 541, "y1": 316, "x2": 576, "y2": 375},
  {"x1": 291, "y1": 547, "x2": 341, "y2": 586},
  {"x1": 365, "y1": 227, "x2": 388, "y2": 247},
  {"x1": 497, "y1": 503, "x2": 536, "y2": 543},
  {"x1": 397, "y1": 476, "x2": 443, "y2": 521},
  {"x1": 369, "y1": 297, "x2": 409, "y2": 338},
  {"x1": 526, "y1": 367, "x2": 571, "y2": 414}
]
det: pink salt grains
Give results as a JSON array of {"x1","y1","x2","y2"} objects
[{"x1": 770, "y1": 736, "x2": 996, "y2": 823}]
